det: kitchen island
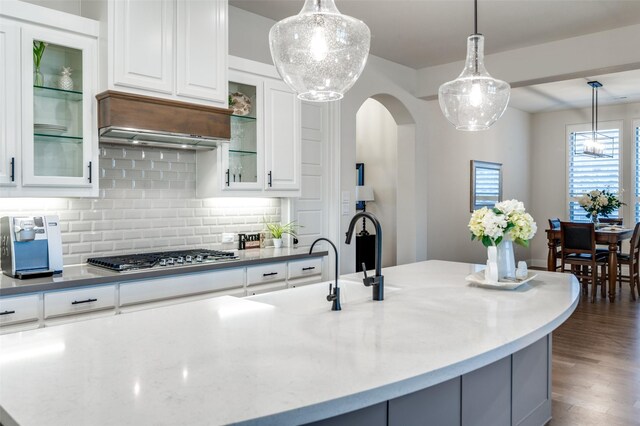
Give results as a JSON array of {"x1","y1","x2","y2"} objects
[{"x1": 0, "y1": 260, "x2": 579, "y2": 426}]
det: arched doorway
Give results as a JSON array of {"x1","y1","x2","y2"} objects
[{"x1": 355, "y1": 94, "x2": 416, "y2": 268}]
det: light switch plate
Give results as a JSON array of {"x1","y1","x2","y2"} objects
[{"x1": 222, "y1": 233, "x2": 235, "y2": 243}]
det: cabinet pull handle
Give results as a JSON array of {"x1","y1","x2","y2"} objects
[
  {"x1": 0, "y1": 310, "x2": 16, "y2": 316},
  {"x1": 72, "y1": 298, "x2": 97, "y2": 305},
  {"x1": 268, "y1": 171, "x2": 272, "y2": 187},
  {"x1": 302, "y1": 266, "x2": 316, "y2": 271},
  {"x1": 88, "y1": 161, "x2": 92, "y2": 183},
  {"x1": 225, "y1": 169, "x2": 230, "y2": 186},
  {"x1": 263, "y1": 272, "x2": 278, "y2": 277},
  {"x1": 10, "y1": 157, "x2": 15, "y2": 182}
]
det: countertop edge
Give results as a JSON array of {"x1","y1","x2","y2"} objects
[
  {"x1": 0, "y1": 250, "x2": 328, "y2": 297},
  {"x1": 240, "y1": 274, "x2": 581, "y2": 425}
]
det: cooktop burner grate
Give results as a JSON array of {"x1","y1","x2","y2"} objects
[{"x1": 87, "y1": 249, "x2": 238, "y2": 271}]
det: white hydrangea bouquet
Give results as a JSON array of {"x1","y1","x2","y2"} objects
[
  {"x1": 577, "y1": 189, "x2": 623, "y2": 221},
  {"x1": 468, "y1": 199, "x2": 537, "y2": 248}
]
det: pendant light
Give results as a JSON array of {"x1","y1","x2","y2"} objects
[
  {"x1": 269, "y1": 0, "x2": 371, "y2": 102},
  {"x1": 438, "y1": 0, "x2": 510, "y2": 131},
  {"x1": 581, "y1": 81, "x2": 612, "y2": 157}
]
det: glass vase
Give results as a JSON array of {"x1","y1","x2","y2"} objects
[
  {"x1": 496, "y1": 236, "x2": 516, "y2": 280},
  {"x1": 591, "y1": 215, "x2": 599, "y2": 226},
  {"x1": 34, "y1": 66, "x2": 44, "y2": 86}
]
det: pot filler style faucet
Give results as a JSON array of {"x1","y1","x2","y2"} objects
[
  {"x1": 309, "y1": 238, "x2": 341, "y2": 311},
  {"x1": 345, "y1": 212, "x2": 384, "y2": 301}
]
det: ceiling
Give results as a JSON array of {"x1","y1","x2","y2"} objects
[
  {"x1": 229, "y1": 0, "x2": 640, "y2": 69},
  {"x1": 509, "y1": 68, "x2": 640, "y2": 113}
]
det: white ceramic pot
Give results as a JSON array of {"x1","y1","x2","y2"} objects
[{"x1": 272, "y1": 238, "x2": 283, "y2": 248}]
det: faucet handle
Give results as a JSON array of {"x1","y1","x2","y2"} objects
[
  {"x1": 362, "y1": 264, "x2": 374, "y2": 287},
  {"x1": 326, "y1": 283, "x2": 335, "y2": 301}
]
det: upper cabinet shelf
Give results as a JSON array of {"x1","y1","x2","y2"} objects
[{"x1": 34, "y1": 85, "x2": 83, "y2": 102}]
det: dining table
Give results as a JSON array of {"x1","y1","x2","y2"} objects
[{"x1": 546, "y1": 227, "x2": 634, "y2": 302}]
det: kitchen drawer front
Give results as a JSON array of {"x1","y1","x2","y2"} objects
[
  {"x1": 246, "y1": 282, "x2": 287, "y2": 296},
  {"x1": 246, "y1": 263, "x2": 287, "y2": 286},
  {"x1": 0, "y1": 294, "x2": 40, "y2": 326},
  {"x1": 44, "y1": 285, "x2": 116, "y2": 319},
  {"x1": 288, "y1": 258, "x2": 322, "y2": 280},
  {"x1": 120, "y1": 269, "x2": 245, "y2": 306}
]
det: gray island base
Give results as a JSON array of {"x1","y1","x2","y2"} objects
[{"x1": 0, "y1": 260, "x2": 579, "y2": 426}]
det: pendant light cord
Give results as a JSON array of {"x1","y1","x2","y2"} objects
[
  {"x1": 592, "y1": 84, "x2": 596, "y2": 136},
  {"x1": 474, "y1": 0, "x2": 478, "y2": 34}
]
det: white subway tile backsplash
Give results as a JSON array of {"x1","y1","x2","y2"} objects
[{"x1": 0, "y1": 144, "x2": 280, "y2": 266}]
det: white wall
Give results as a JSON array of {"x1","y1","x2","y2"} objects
[
  {"x1": 425, "y1": 103, "x2": 532, "y2": 265},
  {"x1": 529, "y1": 101, "x2": 640, "y2": 267},
  {"x1": 356, "y1": 98, "x2": 398, "y2": 267}
]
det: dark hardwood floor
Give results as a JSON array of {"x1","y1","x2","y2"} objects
[{"x1": 550, "y1": 285, "x2": 640, "y2": 425}]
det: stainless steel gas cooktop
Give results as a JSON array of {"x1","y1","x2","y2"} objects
[{"x1": 87, "y1": 249, "x2": 238, "y2": 272}]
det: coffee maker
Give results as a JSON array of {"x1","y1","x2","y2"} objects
[{"x1": 1, "y1": 215, "x2": 63, "y2": 279}]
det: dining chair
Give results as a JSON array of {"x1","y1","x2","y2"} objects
[
  {"x1": 548, "y1": 218, "x2": 562, "y2": 271},
  {"x1": 598, "y1": 217, "x2": 624, "y2": 255},
  {"x1": 560, "y1": 222, "x2": 609, "y2": 302},
  {"x1": 616, "y1": 221, "x2": 640, "y2": 301}
]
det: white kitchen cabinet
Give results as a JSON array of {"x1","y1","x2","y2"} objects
[
  {"x1": 87, "y1": 0, "x2": 228, "y2": 107},
  {"x1": 0, "y1": 23, "x2": 18, "y2": 188},
  {"x1": 197, "y1": 56, "x2": 301, "y2": 197},
  {"x1": 246, "y1": 263, "x2": 287, "y2": 286},
  {"x1": 287, "y1": 258, "x2": 322, "y2": 280},
  {"x1": 0, "y1": 256, "x2": 323, "y2": 334},
  {"x1": 0, "y1": 2, "x2": 99, "y2": 197},
  {"x1": 112, "y1": 0, "x2": 174, "y2": 94},
  {"x1": 264, "y1": 78, "x2": 301, "y2": 191},
  {"x1": 44, "y1": 285, "x2": 116, "y2": 319},
  {"x1": 120, "y1": 268, "x2": 244, "y2": 306},
  {"x1": 0, "y1": 294, "x2": 40, "y2": 327},
  {"x1": 176, "y1": 0, "x2": 227, "y2": 103}
]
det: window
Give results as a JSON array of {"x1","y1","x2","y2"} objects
[
  {"x1": 470, "y1": 160, "x2": 502, "y2": 211},
  {"x1": 567, "y1": 122, "x2": 621, "y2": 222},
  {"x1": 635, "y1": 121, "x2": 640, "y2": 223}
]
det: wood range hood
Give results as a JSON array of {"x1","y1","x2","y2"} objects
[{"x1": 96, "y1": 91, "x2": 233, "y2": 150}]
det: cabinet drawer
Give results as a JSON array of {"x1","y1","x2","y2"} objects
[
  {"x1": 0, "y1": 294, "x2": 40, "y2": 326},
  {"x1": 288, "y1": 258, "x2": 322, "y2": 280},
  {"x1": 246, "y1": 282, "x2": 287, "y2": 296},
  {"x1": 120, "y1": 268, "x2": 244, "y2": 306},
  {"x1": 246, "y1": 263, "x2": 287, "y2": 286},
  {"x1": 44, "y1": 285, "x2": 116, "y2": 319}
]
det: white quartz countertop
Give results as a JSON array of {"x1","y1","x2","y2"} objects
[{"x1": 0, "y1": 260, "x2": 579, "y2": 426}]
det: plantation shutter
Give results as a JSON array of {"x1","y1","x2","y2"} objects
[{"x1": 568, "y1": 128, "x2": 620, "y2": 222}]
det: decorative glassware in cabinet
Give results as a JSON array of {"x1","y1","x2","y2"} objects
[
  {"x1": 228, "y1": 81, "x2": 258, "y2": 185},
  {"x1": 32, "y1": 40, "x2": 84, "y2": 178}
]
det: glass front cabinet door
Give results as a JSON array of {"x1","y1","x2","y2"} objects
[
  {"x1": 223, "y1": 70, "x2": 263, "y2": 191},
  {"x1": 21, "y1": 26, "x2": 97, "y2": 189}
]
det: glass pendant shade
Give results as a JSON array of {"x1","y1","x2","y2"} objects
[
  {"x1": 438, "y1": 35, "x2": 510, "y2": 131},
  {"x1": 269, "y1": 0, "x2": 371, "y2": 102}
]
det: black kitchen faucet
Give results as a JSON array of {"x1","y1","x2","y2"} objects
[{"x1": 345, "y1": 212, "x2": 384, "y2": 301}]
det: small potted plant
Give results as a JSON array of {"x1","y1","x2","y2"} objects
[{"x1": 264, "y1": 219, "x2": 298, "y2": 248}]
